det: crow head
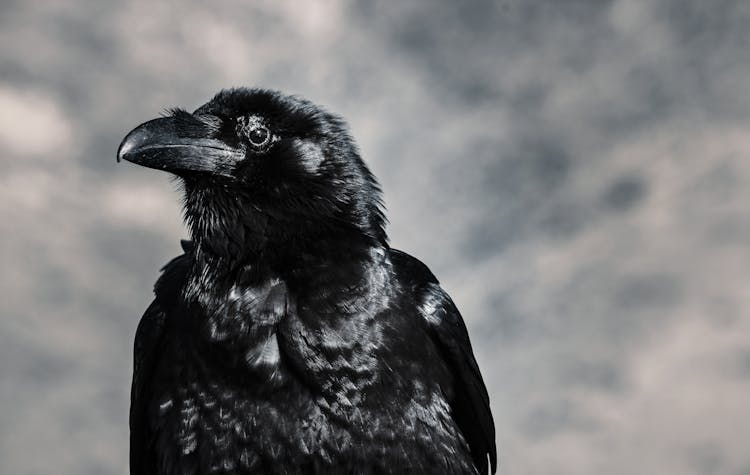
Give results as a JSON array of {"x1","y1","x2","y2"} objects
[{"x1": 118, "y1": 88, "x2": 386, "y2": 264}]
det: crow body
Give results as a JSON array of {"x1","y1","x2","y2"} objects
[{"x1": 119, "y1": 89, "x2": 496, "y2": 474}]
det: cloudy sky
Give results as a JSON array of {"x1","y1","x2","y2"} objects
[{"x1": 1, "y1": 1, "x2": 749, "y2": 474}]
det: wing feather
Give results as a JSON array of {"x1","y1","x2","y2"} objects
[
  {"x1": 390, "y1": 249, "x2": 497, "y2": 474},
  {"x1": 130, "y1": 247, "x2": 192, "y2": 475}
]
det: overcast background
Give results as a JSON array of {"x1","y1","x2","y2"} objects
[{"x1": 1, "y1": 1, "x2": 749, "y2": 474}]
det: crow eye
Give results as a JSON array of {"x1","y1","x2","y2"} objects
[
  {"x1": 247, "y1": 126, "x2": 271, "y2": 147},
  {"x1": 237, "y1": 116, "x2": 274, "y2": 150}
]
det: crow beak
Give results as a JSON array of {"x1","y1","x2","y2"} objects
[{"x1": 117, "y1": 115, "x2": 244, "y2": 175}]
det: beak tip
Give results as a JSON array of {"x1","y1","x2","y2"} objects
[{"x1": 117, "y1": 136, "x2": 135, "y2": 164}]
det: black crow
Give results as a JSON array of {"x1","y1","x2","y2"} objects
[{"x1": 118, "y1": 88, "x2": 496, "y2": 474}]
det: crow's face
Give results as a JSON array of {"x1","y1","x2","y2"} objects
[{"x1": 118, "y1": 89, "x2": 386, "y2": 256}]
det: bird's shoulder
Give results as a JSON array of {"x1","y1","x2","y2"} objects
[
  {"x1": 387, "y1": 247, "x2": 438, "y2": 287},
  {"x1": 386, "y1": 248, "x2": 457, "y2": 332},
  {"x1": 386, "y1": 248, "x2": 497, "y2": 474},
  {"x1": 134, "y1": 239, "x2": 194, "y2": 375},
  {"x1": 133, "y1": 240, "x2": 193, "y2": 352},
  {"x1": 153, "y1": 239, "x2": 194, "y2": 303}
]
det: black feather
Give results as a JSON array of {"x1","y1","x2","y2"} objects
[{"x1": 123, "y1": 88, "x2": 496, "y2": 474}]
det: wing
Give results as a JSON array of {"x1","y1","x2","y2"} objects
[
  {"x1": 390, "y1": 249, "x2": 497, "y2": 475},
  {"x1": 130, "y1": 299, "x2": 167, "y2": 475},
  {"x1": 130, "y1": 242, "x2": 192, "y2": 475}
]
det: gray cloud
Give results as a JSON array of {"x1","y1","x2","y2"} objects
[{"x1": 2, "y1": 0, "x2": 749, "y2": 474}]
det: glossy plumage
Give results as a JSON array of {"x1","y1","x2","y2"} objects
[{"x1": 119, "y1": 89, "x2": 496, "y2": 474}]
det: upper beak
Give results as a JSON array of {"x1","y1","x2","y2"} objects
[{"x1": 117, "y1": 115, "x2": 244, "y2": 175}]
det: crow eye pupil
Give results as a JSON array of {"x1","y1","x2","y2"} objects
[{"x1": 248, "y1": 127, "x2": 270, "y2": 146}]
